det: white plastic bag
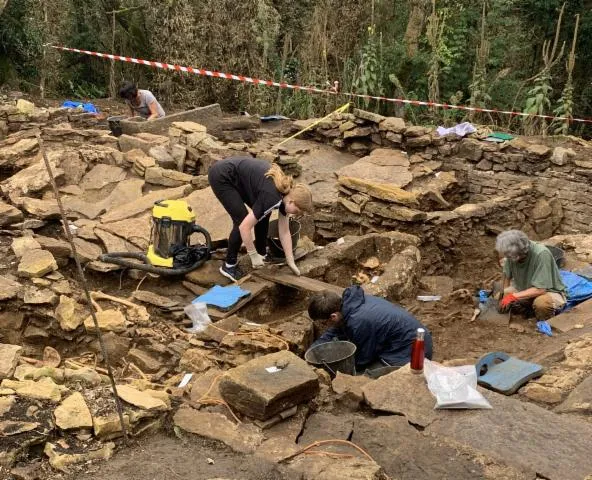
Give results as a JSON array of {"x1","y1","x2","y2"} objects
[
  {"x1": 423, "y1": 359, "x2": 492, "y2": 409},
  {"x1": 184, "y1": 302, "x2": 212, "y2": 333}
]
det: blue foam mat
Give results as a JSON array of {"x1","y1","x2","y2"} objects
[
  {"x1": 476, "y1": 352, "x2": 544, "y2": 395},
  {"x1": 193, "y1": 284, "x2": 251, "y2": 310}
]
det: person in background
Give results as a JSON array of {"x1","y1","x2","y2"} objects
[
  {"x1": 307, "y1": 286, "x2": 433, "y2": 376},
  {"x1": 495, "y1": 230, "x2": 566, "y2": 320},
  {"x1": 119, "y1": 81, "x2": 165, "y2": 120},
  {"x1": 209, "y1": 157, "x2": 314, "y2": 282}
]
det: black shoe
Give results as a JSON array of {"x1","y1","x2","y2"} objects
[{"x1": 219, "y1": 264, "x2": 245, "y2": 282}]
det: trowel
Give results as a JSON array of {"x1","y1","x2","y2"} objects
[{"x1": 477, "y1": 296, "x2": 511, "y2": 325}]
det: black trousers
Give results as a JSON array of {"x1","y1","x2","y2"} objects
[{"x1": 209, "y1": 162, "x2": 269, "y2": 265}]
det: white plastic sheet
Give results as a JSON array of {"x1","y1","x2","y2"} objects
[{"x1": 423, "y1": 359, "x2": 492, "y2": 409}]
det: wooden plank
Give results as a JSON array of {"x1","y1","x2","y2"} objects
[{"x1": 253, "y1": 270, "x2": 344, "y2": 296}]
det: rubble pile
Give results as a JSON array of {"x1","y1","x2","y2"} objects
[
  {"x1": 0, "y1": 98, "x2": 103, "y2": 140},
  {"x1": 0, "y1": 341, "x2": 174, "y2": 470}
]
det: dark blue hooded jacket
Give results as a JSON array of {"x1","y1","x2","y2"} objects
[{"x1": 312, "y1": 286, "x2": 433, "y2": 369}]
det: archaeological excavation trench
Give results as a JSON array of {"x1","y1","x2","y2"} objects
[{"x1": 2, "y1": 99, "x2": 592, "y2": 480}]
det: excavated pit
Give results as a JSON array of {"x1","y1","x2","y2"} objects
[{"x1": 3, "y1": 101, "x2": 592, "y2": 478}]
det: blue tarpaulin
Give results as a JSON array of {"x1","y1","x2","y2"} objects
[
  {"x1": 560, "y1": 270, "x2": 592, "y2": 310},
  {"x1": 61, "y1": 100, "x2": 99, "y2": 114}
]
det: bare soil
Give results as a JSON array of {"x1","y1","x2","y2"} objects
[{"x1": 59, "y1": 433, "x2": 285, "y2": 480}]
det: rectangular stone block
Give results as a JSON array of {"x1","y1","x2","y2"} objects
[{"x1": 219, "y1": 351, "x2": 319, "y2": 420}]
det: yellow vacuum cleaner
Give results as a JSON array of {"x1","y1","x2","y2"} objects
[{"x1": 100, "y1": 200, "x2": 212, "y2": 275}]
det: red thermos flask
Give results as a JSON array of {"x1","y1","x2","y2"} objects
[{"x1": 410, "y1": 328, "x2": 425, "y2": 374}]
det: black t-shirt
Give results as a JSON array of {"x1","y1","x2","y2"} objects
[{"x1": 222, "y1": 157, "x2": 286, "y2": 221}]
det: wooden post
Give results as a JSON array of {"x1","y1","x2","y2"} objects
[
  {"x1": 40, "y1": 0, "x2": 49, "y2": 99},
  {"x1": 110, "y1": 10, "x2": 116, "y2": 99}
]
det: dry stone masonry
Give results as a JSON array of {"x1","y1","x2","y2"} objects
[{"x1": 297, "y1": 108, "x2": 590, "y2": 244}]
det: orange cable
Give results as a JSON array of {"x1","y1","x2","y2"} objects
[{"x1": 284, "y1": 439, "x2": 376, "y2": 464}]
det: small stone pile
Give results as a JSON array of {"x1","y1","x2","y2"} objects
[
  {"x1": 257, "y1": 150, "x2": 302, "y2": 177},
  {"x1": 168, "y1": 121, "x2": 229, "y2": 175}
]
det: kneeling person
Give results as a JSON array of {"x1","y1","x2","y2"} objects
[
  {"x1": 308, "y1": 286, "x2": 433, "y2": 375},
  {"x1": 495, "y1": 230, "x2": 566, "y2": 320}
]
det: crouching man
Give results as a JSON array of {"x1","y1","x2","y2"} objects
[
  {"x1": 495, "y1": 230, "x2": 566, "y2": 320},
  {"x1": 307, "y1": 285, "x2": 433, "y2": 377}
]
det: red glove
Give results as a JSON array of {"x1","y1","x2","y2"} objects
[{"x1": 500, "y1": 293, "x2": 518, "y2": 309}]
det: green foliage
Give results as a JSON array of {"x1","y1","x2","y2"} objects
[
  {"x1": 0, "y1": 0, "x2": 43, "y2": 85},
  {"x1": 353, "y1": 26, "x2": 384, "y2": 110},
  {"x1": 67, "y1": 80, "x2": 106, "y2": 100},
  {"x1": 0, "y1": 0, "x2": 590, "y2": 137}
]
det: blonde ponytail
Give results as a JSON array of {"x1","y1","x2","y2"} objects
[{"x1": 265, "y1": 163, "x2": 293, "y2": 195}]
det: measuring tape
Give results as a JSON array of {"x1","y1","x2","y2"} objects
[{"x1": 51, "y1": 45, "x2": 592, "y2": 125}]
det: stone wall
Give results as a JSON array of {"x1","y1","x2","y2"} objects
[
  {"x1": 444, "y1": 139, "x2": 592, "y2": 235},
  {"x1": 298, "y1": 108, "x2": 592, "y2": 238}
]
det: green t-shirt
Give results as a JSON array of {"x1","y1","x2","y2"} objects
[{"x1": 503, "y1": 241, "x2": 566, "y2": 295}]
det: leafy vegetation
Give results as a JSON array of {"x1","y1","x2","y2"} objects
[{"x1": 0, "y1": 0, "x2": 590, "y2": 136}]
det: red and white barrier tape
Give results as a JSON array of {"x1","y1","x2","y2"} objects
[{"x1": 51, "y1": 45, "x2": 592, "y2": 125}]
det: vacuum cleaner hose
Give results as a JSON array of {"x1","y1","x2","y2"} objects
[
  {"x1": 99, "y1": 224, "x2": 213, "y2": 276},
  {"x1": 98, "y1": 251, "x2": 209, "y2": 276}
]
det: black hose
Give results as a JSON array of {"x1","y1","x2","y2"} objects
[
  {"x1": 98, "y1": 251, "x2": 210, "y2": 276},
  {"x1": 99, "y1": 224, "x2": 213, "y2": 276}
]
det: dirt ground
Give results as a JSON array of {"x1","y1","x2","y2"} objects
[{"x1": 54, "y1": 433, "x2": 283, "y2": 480}]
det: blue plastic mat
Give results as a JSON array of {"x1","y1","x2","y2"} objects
[
  {"x1": 560, "y1": 270, "x2": 592, "y2": 310},
  {"x1": 61, "y1": 100, "x2": 99, "y2": 114},
  {"x1": 193, "y1": 285, "x2": 251, "y2": 310}
]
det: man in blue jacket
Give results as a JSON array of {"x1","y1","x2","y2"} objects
[{"x1": 308, "y1": 286, "x2": 433, "y2": 376}]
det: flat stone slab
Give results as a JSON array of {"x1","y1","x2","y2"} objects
[
  {"x1": 54, "y1": 392, "x2": 93, "y2": 430},
  {"x1": 131, "y1": 290, "x2": 178, "y2": 309},
  {"x1": 17, "y1": 249, "x2": 58, "y2": 278},
  {"x1": 116, "y1": 384, "x2": 168, "y2": 411},
  {"x1": 362, "y1": 365, "x2": 438, "y2": 427},
  {"x1": 420, "y1": 275, "x2": 455, "y2": 295},
  {"x1": 549, "y1": 298, "x2": 592, "y2": 332},
  {"x1": 173, "y1": 406, "x2": 263, "y2": 454},
  {"x1": 332, "y1": 372, "x2": 373, "y2": 407},
  {"x1": 66, "y1": 178, "x2": 145, "y2": 220},
  {"x1": 1, "y1": 378, "x2": 61, "y2": 402},
  {"x1": 0, "y1": 201, "x2": 23, "y2": 226},
  {"x1": 427, "y1": 390, "x2": 592, "y2": 480},
  {"x1": 184, "y1": 187, "x2": 233, "y2": 243},
  {"x1": 336, "y1": 148, "x2": 413, "y2": 188},
  {"x1": 284, "y1": 456, "x2": 385, "y2": 480},
  {"x1": 351, "y1": 416, "x2": 486, "y2": 480},
  {"x1": 79, "y1": 164, "x2": 126, "y2": 191},
  {"x1": 84, "y1": 309, "x2": 127, "y2": 333},
  {"x1": 0, "y1": 276, "x2": 22, "y2": 301},
  {"x1": 95, "y1": 228, "x2": 140, "y2": 254},
  {"x1": 99, "y1": 214, "x2": 152, "y2": 250},
  {"x1": 101, "y1": 184, "x2": 192, "y2": 223},
  {"x1": 219, "y1": 350, "x2": 319, "y2": 421},
  {"x1": 0, "y1": 344, "x2": 22, "y2": 380},
  {"x1": 555, "y1": 375, "x2": 592, "y2": 414},
  {"x1": 298, "y1": 412, "x2": 354, "y2": 446}
]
